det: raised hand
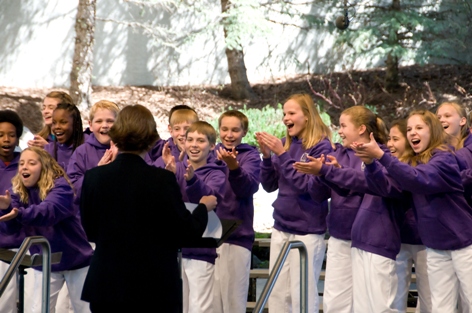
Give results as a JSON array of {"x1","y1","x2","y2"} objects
[
  {"x1": 161, "y1": 142, "x2": 173, "y2": 165},
  {"x1": 184, "y1": 164, "x2": 195, "y2": 181},
  {"x1": 325, "y1": 155, "x2": 342, "y2": 168},
  {"x1": 98, "y1": 149, "x2": 114, "y2": 166},
  {"x1": 0, "y1": 190, "x2": 11, "y2": 210},
  {"x1": 165, "y1": 156, "x2": 177, "y2": 174},
  {"x1": 255, "y1": 132, "x2": 284, "y2": 156},
  {"x1": 216, "y1": 147, "x2": 239, "y2": 170},
  {"x1": 0, "y1": 208, "x2": 19, "y2": 222},
  {"x1": 351, "y1": 133, "x2": 384, "y2": 164},
  {"x1": 293, "y1": 155, "x2": 324, "y2": 175},
  {"x1": 27, "y1": 135, "x2": 48, "y2": 149}
]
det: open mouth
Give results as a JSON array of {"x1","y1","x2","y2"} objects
[
  {"x1": 286, "y1": 123, "x2": 294, "y2": 130},
  {"x1": 21, "y1": 173, "x2": 31, "y2": 178},
  {"x1": 410, "y1": 138, "x2": 421, "y2": 148}
]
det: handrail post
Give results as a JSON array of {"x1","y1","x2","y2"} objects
[
  {"x1": 0, "y1": 236, "x2": 52, "y2": 313},
  {"x1": 253, "y1": 240, "x2": 307, "y2": 313}
]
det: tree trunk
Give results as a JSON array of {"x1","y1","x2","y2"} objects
[
  {"x1": 221, "y1": 0, "x2": 255, "y2": 100},
  {"x1": 385, "y1": 0, "x2": 401, "y2": 91},
  {"x1": 385, "y1": 52, "x2": 399, "y2": 91},
  {"x1": 70, "y1": 0, "x2": 96, "y2": 114}
]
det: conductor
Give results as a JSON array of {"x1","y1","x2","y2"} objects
[{"x1": 79, "y1": 104, "x2": 217, "y2": 312}]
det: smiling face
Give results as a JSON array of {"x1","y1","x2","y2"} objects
[
  {"x1": 42, "y1": 97, "x2": 61, "y2": 127},
  {"x1": 52, "y1": 109, "x2": 74, "y2": 145},
  {"x1": 89, "y1": 108, "x2": 116, "y2": 145},
  {"x1": 185, "y1": 131, "x2": 215, "y2": 167},
  {"x1": 407, "y1": 114, "x2": 431, "y2": 154},
  {"x1": 283, "y1": 99, "x2": 307, "y2": 138},
  {"x1": 219, "y1": 116, "x2": 246, "y2": 149},
  {"x1": 338, "y1": 113, "x2": 366, "y2": 147},
  {"x1": 388, "y1": 125, "x2": 407, "y2": 158},
  {"x1": 169, "y1": 121, "x2": 192, "y2": 152},
  {"x1": 0, "y1": 122, "x2": 18, "y2": 163},
  {"x1": 19, "y1": 150, "x2": 42, "y2": 188},
  {"x1": 437, "y1": 104, "x2": 466, "y2": 138}
]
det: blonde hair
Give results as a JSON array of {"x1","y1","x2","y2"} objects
[
  {"x1": 218, "y1": 110, "x2": 249, "y2": 132},
  {"x1": 89, "y1": 100, "x2": 120, "y2": 122},
  {"x1": 283, "y1": 94, "x2": 332, "y2": 150},
  {"x1": 170, "y1": 109, "x2": 198, "y2": 126},
  {"x1": 342, "y1": 106, "x2": 389, "y2": 144},
  {"x1": 436, "y1": 101, "x2": 470, "y2": 149},
  {"x1": 186, "y1": 121, "x2": 217, "y2": 145},
  {"x1": 403, "y1": 110, "x2": 450, "y2": 166},
  {"x1": 12, "y1": 147, "x2": 73, "y2": 204}
]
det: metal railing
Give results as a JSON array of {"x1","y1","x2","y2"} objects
[
  {"x1": 252, "y1": 240, "x2": 308, "y2": 313},
  {"x1": 0, "y1": 236, "x2": 52, "y2": 313}
]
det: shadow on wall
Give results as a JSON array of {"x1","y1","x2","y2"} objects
[{"x1": 0, "y1": 0, "x2": 76, "y2": 87}]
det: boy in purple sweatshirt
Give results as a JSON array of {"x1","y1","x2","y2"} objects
[
  {"x1": 0, "y1": 147, "x2": 93, "y2": 313},
  {"x1": 67, "y1": 100, "x2": 120, "y2": 205},
  {"x1": 212, "y1": 110, "x2": 261, "y2": 313},
  {"x1": 0, "y1": 110, "x2": 24, "y2": 313},
  {"x1": 160, "y1": 121, "x2": 226, "y2": 313}
]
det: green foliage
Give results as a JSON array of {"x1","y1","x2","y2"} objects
[{"x1": 327, "y1": 0, "x2": 472, "y2": 67}]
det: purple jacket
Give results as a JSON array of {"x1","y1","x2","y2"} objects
[
  {"x1": 0, "y1": 153, "x2": 25, "y2": 249},
  {"x1": 44, "y1": 142, "x2": 74, "y2": 170},
  {"x1": 67, "y1": 133, "x2": 109, "y2": 199},
  {"x1": 261, "y1": 137, "x2": 332, "y2": 235},
  {"x1": 373, "y1": 151, "x2": 472, "y2": 250},
  {"x1": 320, "y1": 143, "x2": 364, "y2": 240},
  {"x1": 147, "y1": 138, "x2": 166, "y2": 163},
  {"x1": 214, "y1": 143, "x2": 261, "y2": 251},
  {"x1": 318, "y1": 153, "x2": 404, "y2": 260},
  {"x1": 1, "y1": 177, "x2": 93, "y2": 271},
  {"x1": 167, "y1": 160, "x2": 226, "y2": 264}
]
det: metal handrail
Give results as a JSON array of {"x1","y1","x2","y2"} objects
[
  {"x1": 252, "y1": 240, "x2": 308, "y2": 313},
  {"x1": 0, "y1": 236, "x2": 52, "y2": 313}
]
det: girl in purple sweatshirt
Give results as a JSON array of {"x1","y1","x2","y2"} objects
[
  {"x1": 44, "y1": 103, "x2": 85, "y2": 170},
  {"x1": 295, "y1": 106, "x2": 404, "y2": 313},
  {"x1": 256, "y1": 93, "x2": 333, "y2": 313},
  {"x1": 0, "y1": 147, "x2": 93, "y2": 313},
  {"x1": 353, "y1": 110, "x2": 472, "y2": 312}
]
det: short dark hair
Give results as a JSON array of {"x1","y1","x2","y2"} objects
[
  {"x1": 109, "y1": 105, "x2": 159, "y2": 152},
  {"x1": 186, "y1": 121, "x2": 217, "y2": 145},
  {"x1": 218, "y1": 110, "x2": 249, "y2": 132},
  {"x1": 0, "y1": 110, "x2": 23, "y2": 138}
]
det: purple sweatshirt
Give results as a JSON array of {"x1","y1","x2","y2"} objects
[
  {"x1": 318, "y1": 152, "x2": 405, "y2": 260},
  {"x1": 214, "y1": 143, "x2": 261, "y2": 251},
  {"x1": 0, "y1": 153, "x2": 25, "y2": 249},
  {"x1": 147, "y1": 138, "x2": 166, "y2": 163},
  {"x1": 0, "y1": 177, "x2": 93, "y2": 271},
  {"x1": 67, "y1": 133, "x2": 109, "y2": 199},
  {"x1": 261, "y1": 137, "x2": 332, "y2": 235},
  {"x1": 166, "y1": 160, "x2": 226, "y2": 264},
  {"x1": 372, "y1": 151, "x2": 472, "y2": 250},
  {"x1": 44, "y1": 142, "x2": 74, "y2": 170},
  {"x1": 320, "y1": 143, "x2": 364, "y2": 240}
]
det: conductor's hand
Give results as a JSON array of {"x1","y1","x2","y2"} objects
[{"x1": 199, "y1": 195, "x2": 217, "y2": 212}]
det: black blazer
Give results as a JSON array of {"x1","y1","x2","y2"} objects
[{"x1": 80, "y1": 153, "x2": 208, "y2": 310}]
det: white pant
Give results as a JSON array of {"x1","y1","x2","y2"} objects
[
  {"x1": 268, "y1": 229, "x2": 326, "y2": 313},
  {"x1": 213, "y1": 243, "x2": 251, "y2": 313},
  {"x1": 351, "y1": 248, "x2": 398, "y2": 313},
  {"x1": 31, "y1": 267, "x2": 90, "y2": 313},
  {"x1": 393, "y1": 244, "x2": 431, "y2": 313},
  {"x1": 427, "y1": 245, "x2": 472, "y2": 313},
  {"x1": 323, "y1": 237, "x2": 353, "y2": 313},
  {"x1": 0, "y1": 261, "x2": 17, "y2": 313},
  {"x1": 182, "y1": 258, "x2": 215, "y2": 313}
]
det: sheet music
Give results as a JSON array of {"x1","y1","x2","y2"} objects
[{"x1": 184, "y1": 203, "x2": 222, "y2": 239}]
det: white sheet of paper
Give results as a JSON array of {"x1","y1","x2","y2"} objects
[{"x1": 184, "y1": 202, "x2": 222, "y2": 239}]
